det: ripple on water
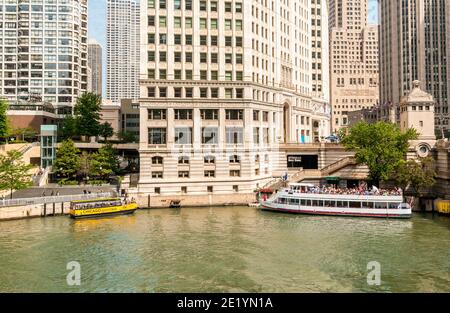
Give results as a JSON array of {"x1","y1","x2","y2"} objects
[{"x1": 0, "y1": 207, "x2": 449, "y2": 292}]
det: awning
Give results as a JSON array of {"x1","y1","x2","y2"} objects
[{"x1": 325, "y1": 176, "x2": 340, "y2": 181}]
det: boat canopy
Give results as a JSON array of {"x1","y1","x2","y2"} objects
[{"x1": 290, "y1": 183, "x2": 315, "y2": 187}]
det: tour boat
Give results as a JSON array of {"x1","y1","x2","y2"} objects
[
  {"x1": 260, "y1": 183, "x2": 412, "y2": 218},
  {"x1": 69, "y1": 198, "x2": 138, "y2": 219}
]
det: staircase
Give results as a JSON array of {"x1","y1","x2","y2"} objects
[{"x1": 262, "y1": 157, "x2": 357, "y2": 191}]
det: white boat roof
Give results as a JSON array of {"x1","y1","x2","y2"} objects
[{"x1": 290, "y1": 183, "x2": 315, "y2": 187}]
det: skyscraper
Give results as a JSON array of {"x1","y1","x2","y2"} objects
[
  {"x1": 137, "y1": 0, "x2": 331, "y2": 200},
  {"x1": 88, "y1": 39, "x2": 103, "y2": 96},
  {"x1": 329, "y1": 0, "x2": 379, "y2": 132},
  {"x1": 0, "y1": 0, "x2": 88, "y2": 112},
  {"x1": 379, "y1": 0, "x2": 450, "y2": 136},
  {"x1": 106, "y1": 0, "x2": 140, "y2": 103}
]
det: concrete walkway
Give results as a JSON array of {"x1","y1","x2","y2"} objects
[{"x1": 11, "y1": 185, "x2": 117, "y2": 199}]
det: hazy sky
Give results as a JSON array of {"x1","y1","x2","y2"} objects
[{"x1": 88, "y1": 0, "x2": 379, "y2": 97}]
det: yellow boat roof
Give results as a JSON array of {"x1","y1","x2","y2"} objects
[{"x1": 71, "y1": 198, "x2": 120, "y2": 204}]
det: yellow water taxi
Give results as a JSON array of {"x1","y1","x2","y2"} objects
[{"x1": 69, "y1": 198, "x2": 138, "y2": 219}]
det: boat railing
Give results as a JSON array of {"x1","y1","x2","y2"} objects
[{"x1": 0, "y1": 192, "x2": 116, "y2": 208}]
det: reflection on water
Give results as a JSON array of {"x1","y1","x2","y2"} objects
[{"x1": 0, "y1": 207, "x2": 449, "y2": 292}]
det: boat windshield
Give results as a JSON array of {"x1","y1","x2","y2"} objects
[{"x1": 71, "y1": 199, "x2": 122, "y2": 210}]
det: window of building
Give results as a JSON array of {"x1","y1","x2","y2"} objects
[
  {"x1": 204, "y1": 156, "x2": 215, "y2": 164},
  {"x1": 202, "y1": 127, "x2": 218, "y2": 144},
  {"x1": 204, "y1": 170, "x2": 215, "y2": 178},
  {"x1": 148, "y1": 109, "x2": 166, "y2": 120},
  {"x1": 152, "y1": 172, "x2": 163, "y2": 179},
  {"x1": 201, "y1": 109, "x2": 218, "y2": 120},
  {"x1": 178, "y1": 156, "x2": 190, "y2": 164},
  {"x1": 148, "y1": 128, "x2": 167, "y2": 145},
  {"x1": 226, "y1": 128, "x2": 244, "y2": 144},
  {"x1": 230, "y1": 155, "x2": 240, "y2": 163},
  {"x1": 174, "y1": 109, "x2": 193, "y2": 120},
  {"x1": 230, "y1": 171, "x2": 241, "y2": 177},
  {"x1": 152, "y1": 156, "x2": 164, "y2": 165},
  {"x1": 226, "y1": 109, "x2": 243, "y2": 120},
  {"x1": 175, "y1": 128, "x2": 193, "y2": 144},
  {"x1": 179, "y1": 172, "x2": 190, "y2": 178}
]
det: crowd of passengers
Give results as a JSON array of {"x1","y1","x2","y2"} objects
[
  {"x1": 75, "y1": 200, "x2": 122, "y2": 210},
  {"x1": 295, "y1": 184, "x2": 402, "y2": 196}
]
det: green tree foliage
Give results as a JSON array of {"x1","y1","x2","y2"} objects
[
  {"x1": 0, "y1": 150, "x2": 33, "y2": 199},
  {"x1": 11, "y1": 127, "x2": 37, "y2": 142},
  {"x1": 59, "y1": 115, "x2": 78, "y2": 140},
  {"x1": 90, "y1": 144, "x2": 119, "y2": 179},
  {"x1": 53, "y1": 139, "x2": 81, "y2": 179},
  {"x1": 393, "y1": 157, "x2": 436, "y2": 197},
  {"x1": 340, "y1": 121, "x2": 418, "y2": 186},
  {"x1": 0, "y1": 100, "x2": 11, "y2": 143},
  {"x1": 99, "y1": 122, "x2": 114, "y2": 142},
  {"x1": 117, "y1": 130, "x2": 137, "y2": 143},
  {"x1": 73, "y1": 92, "x2": 102, "y2": 139}
]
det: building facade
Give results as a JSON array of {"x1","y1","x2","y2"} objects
[
  {"x1": 106, "y1": 0, "x2": 140, "y2": 103},
  {"x1": 0, "y1": 0, "x2": 88, "y2": 113},
  {"x1": 88, "y1": 38, "x2": 102, "y2": 96},
  {"x1": 136, "y1": 0, "x2": 331, "y2": 201},
  {"x1": 379, "y1": 0, "x2": 450, "y2": 137},
  {"x1": 329, "y1": 0, "x2": 379, "y2": 132}
]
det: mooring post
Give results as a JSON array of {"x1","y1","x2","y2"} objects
[
  {"x1": 53, "y1": 202, "x2": 55, "y2": 216},
  {"x1": 43, "y1": 203, "x2": 46, "y2": 216}
]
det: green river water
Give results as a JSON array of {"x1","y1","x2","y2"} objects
[{"x1": 0, "y1": 207, "x2": 449, "y2": 292}]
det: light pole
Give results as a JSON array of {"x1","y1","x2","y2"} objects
[{"x1": 436, "y1": 112, "x2": 448, "y2": 139}]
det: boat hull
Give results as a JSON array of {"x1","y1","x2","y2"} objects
[
  {"x1": 260, "y1": 203, "x2": 411, "y2": 219},
  {"x1": 70, "y1": 203, "x2": 139, "y2": 219}
]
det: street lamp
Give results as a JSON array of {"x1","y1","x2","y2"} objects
[{"x1": 436, "y1": 112, "x2": 448, "y2": 139}]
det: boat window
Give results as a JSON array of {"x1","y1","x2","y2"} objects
[
  {"x1": 324, "y1": 200, "x2": 335, "y2": 207},
  {"x1": 349, "y1": 201, "x2": 361, "y2": 208},
  {"x1": 375, "y1": 202, "x2": 387, "y2": 209},
  {"x1": 279, "y1": 198, "x2": 287, "y2": 204},
  {"x1": 305, "y1": 200, "x2": 311, "y2": 206},
  {"x1": 388, "y1": 203, "x2": 399, "y2": 209},
  {"x1": 362, "y1": 202, "x2": 373, "y2": 209},
  {"x1": 318, "y1": 200, "x2": 324, "y2": 206},
  {"x1": 289, "y1": 198, "x2": 299, "y2": 205},
  {"x1": 312, "y1": 200, "x2": 319, "y2": 206},
  {"x1": 301, "y1": 199, "x2": 306, "y2": 206}
]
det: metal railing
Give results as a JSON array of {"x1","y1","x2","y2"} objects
[{"x1": 0, "y1": 192, "x2": 116, "y2": 208}]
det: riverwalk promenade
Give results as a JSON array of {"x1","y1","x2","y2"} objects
[{"x1": 0, "y1": 186, "x2": 117, "y2": 221}]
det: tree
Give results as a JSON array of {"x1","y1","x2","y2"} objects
[
  {"x1": 12, "y1": 127, "x2": 37, "y2": 142},
  {"x1": 117, "y1": 130, "x2": 137, "y2": 143},
  {"x1": 99, "y1": 122, "x2": 114, "y2": 142},
  {"x1": 90, "y1": 144, "x2": 119, "y2": 179},
  {"x1": 59, "y1": 115, "x2": 78, "y2": 140},
  {"x1": 0, "y1": 99, "x2": 11, "y2": 144},
  {"x1": 393, "y1": 157, "x2": 436, "y2": 199},
  {"x1": 340, "y1": 121, "x2": 418, "y2": 186},
  {"x1": 0, "y1": 150, "x2": 33, "y2": 199},
  {"x1": 73, "y1": 92, "x2": 102, "y2": 139},
  {"x1": 53, "y1": 139, "x2": 81, "y2": 179}
]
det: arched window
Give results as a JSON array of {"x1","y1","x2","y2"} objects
[
  {"x1": 204, "y1": 156, "x2": 215, "y2": 164},
  {"x1": 152, "y1": 156, "x2": 163, "y2": 165},
  {"x1": 178, "y1": 156, "x2": 190, "y2": 164},
  {"x1": 229, "y1": 155, "x2": 240, "y2": 164}
]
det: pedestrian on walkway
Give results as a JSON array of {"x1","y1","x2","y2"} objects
[{"x1": 42, "y1": 191, "x2": 46, "y2": 197}]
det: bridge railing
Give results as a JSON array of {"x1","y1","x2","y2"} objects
[{"x1": 0, "y1": 192, "x2": 116, "y2": 208}]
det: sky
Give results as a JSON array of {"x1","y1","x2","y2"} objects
[{"x1": 88, "y1": 0, "x2": 379, "y2": 97}]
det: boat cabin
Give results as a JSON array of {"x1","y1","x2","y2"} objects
[{"x1": 70, "y1": 198, "x2": 122, "y2": 210}]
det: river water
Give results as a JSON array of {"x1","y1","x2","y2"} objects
[{"x1": 0, "y1": 207, "x2": 449, "y2": 292}]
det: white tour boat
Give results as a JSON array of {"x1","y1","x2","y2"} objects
[{"x1": 260, "y1": 183, "x2": 412, "y2": 218}]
